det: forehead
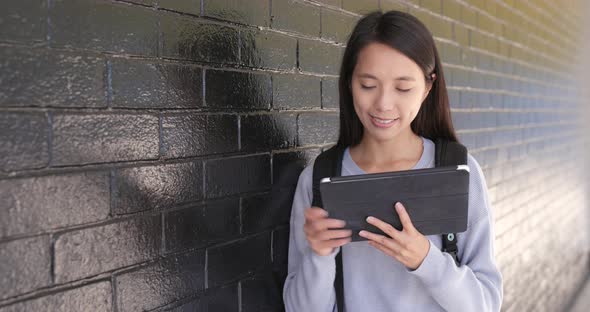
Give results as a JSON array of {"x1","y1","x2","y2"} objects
[{"x1": 353, "y1": 42, "x2": 423, "y2": 80}]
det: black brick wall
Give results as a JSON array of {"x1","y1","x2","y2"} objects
[{"x1": 0, "y1": 0, "x2": 588, "y2": 311}]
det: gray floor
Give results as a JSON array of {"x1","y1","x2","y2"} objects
[{"x1": 569, "y1": 276, "x2": 590, "y2": 312}]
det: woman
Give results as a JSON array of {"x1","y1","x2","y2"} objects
[{"x1": 282, "y1": 10, "x2": 503, "y2": 312}]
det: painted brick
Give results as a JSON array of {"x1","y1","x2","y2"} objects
[
  {"x1": 207, "y1": 233, "x2": 272, "y2": 287},
  {"x1": 205, "y1": 70, "x2": 271, "y2": 110},
  {"x1": 297, "y1": 112, "x2": 339, "y2": 146},
  {"x1": 161, "y1": 113, "x2": 238, "y2": 158},
  {"x1": 241, "y1": 274, "x2": 284, "y2": 312},
  {"x1": 380, "y1": 0, "x2": 409, "y2": 12},
  {"x1": 0, "y1": 282, "x2": 112, "y2": 312},
  {"x1": 0, "y1": 0, "x2": 47, "y2": 42},
  {"x1": 158, "y1": 0, "x2": 200, "y2": 15},
  {"x1": 0, "y1": 48, "x2": 106, "y2": 108},
  {"x1": 0, "y1": 236, "x2": 50, "y2": 299},
  {"x1": 442, "y1": 0, "x2": 461, "y2": 21},
  {"x1": 205, "y1": 284, "x2": 239, "y2": 312},
  {"x1": 112, "y1": 162, "x2": 203, "y2": 215},
  {"x1": 0, "y1": 172, "x2": 110, "y2": 238},
  {"x1": 164, "y1": 199, "x2": 240, "y2": 253},
  {"x1": 273, "y1": 74, "x2": 321, "y2": 110},
  {"x1": 241, "y1": 30, "x2": 297, "y2": 70},
  {"x1": 241, "y1": 192, "x2": 292, "y2": 234},
  {"x1": 240, "y1": 113, "x2": 298, "y2": 151},
  {"x1": 203, "y1": 0, "x2": 269, "y2": 27},
  {"x1": 272, "y1": 226, "x2": 290, "y2": 267},
  {"x1": 156, "y1": 286, "x2": 244, "y2": 312},
  {"x1": 160, "y1": 297, "x2": 205, "y2": 312},
  {"x1": 54, "y1": 216, "x2": 161, "y2": 283},
  {"x1": 420, "y1": 0, "x2": 442, "y2": 14},
  {"x1": 0, "y1": 112, "x2": 48, "y2": 172},
  {"x1": 51, "y1": 113, "x2": 159, "y2": 166},
  {"x1": 342, "y1": 0, "x2": 379, "y2": 14},
  {"x1": 110, "y1": 59, "x2": 202, "y2": 109},
  {"x1": 321, "y1": 9, "x2": 357, "y2": 43},
  {"x1": 160, "y1": 14, "x2": 240, "y2": 64},
  {"x1": 272, "y1": 149, "x2": 319, "y2": 186},
  {"x1": 50, "y1": 0, "x2": 158, "y2": 55},
  {"x1": 321, "y1": 77, "x2": 339, "y2": 109},
  {"x1": 271, "y1": 0, "x2": 320, "y2": 36},
  {"x1": 115, "y1": 250, "x2": 205, "y2": 312},
  {"x1": 205, "y1": 154, "x2": 271, "y2": 198},
  {"x1": 315, "y1": 0, "x2": 341, "y2": 7},
  {"x1": 299, "y1": 39, "x2": 344, "y2": 75}
]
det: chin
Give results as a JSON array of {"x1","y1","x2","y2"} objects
[{"x1": 364, "y1": 123, "x2": 412, "y2": 141}]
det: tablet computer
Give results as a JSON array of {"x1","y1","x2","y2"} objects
[{"x1": 319, "y1": 165, "x2": 470, "y2": 242}]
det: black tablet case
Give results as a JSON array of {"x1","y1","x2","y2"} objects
[{"x1": 319, "y1": 166, "x2": 469, "y2": 242}]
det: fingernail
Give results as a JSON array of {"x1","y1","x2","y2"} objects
[
  {"x1": 366, "y1": 216, "x2": 373, "y2": 222},
  {"x1": 359, "y1": 230, "x2": 366, "y2": 237}
]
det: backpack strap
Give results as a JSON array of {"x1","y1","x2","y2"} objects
[
  {"x1": 435, "y1": 138, "x2": 468, "y2": 266},
  {"x1": 312, "y1": 145, "x2": 344, "y2": 208},
  {"x1": 435, "y1": 138, "x2": 467, "y2": 167},
  {"x1": 312, "y1": 145, "x2": 345, "y2": 312}
]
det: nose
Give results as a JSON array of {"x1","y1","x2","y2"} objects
[{"x1": 374, "y1": 87, "x2": 396, "y2": 113}]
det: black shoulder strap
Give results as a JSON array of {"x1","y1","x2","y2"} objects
[
  {"x1": 312, "y1": 145, "x2": 345, "y2": 312},
  {"x1": 435, "y1": 138, "x2": 467, "y2": 167},
  {"x1": 312, "y1": 145, "x2": 345, "y2": 208},
  {"x1": 435, "y1": 138, "x2": 467, "y2": 266}
]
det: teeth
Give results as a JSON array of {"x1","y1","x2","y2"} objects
[{"x1": 373, "y1": 117, "x2": 395, "y2": 124}]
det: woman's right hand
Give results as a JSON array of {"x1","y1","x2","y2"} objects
[{"x1": 303, "y1": 207, "x2": 352, "y2": 256}]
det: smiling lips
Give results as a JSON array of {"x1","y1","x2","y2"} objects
[{"x1": 370, "y1": 115, "x2": 399, "y2": 128}]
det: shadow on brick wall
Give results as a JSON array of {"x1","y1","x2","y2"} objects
[{"x1": 138, "y1": 19, "x2": 303, "y2": 311}]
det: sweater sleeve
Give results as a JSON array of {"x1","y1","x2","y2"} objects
[
  {"x1": 282, "y1": 165, "x2": 339, "y2": 312},
  {"x1": 407, "y1": 154, "x2": 504, "y2": 312}
]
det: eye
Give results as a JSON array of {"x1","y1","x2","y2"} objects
[
  {"x1": 361, "y1": 85, "x2": 376, "y2": 90},
  {"x1": 397, "y1": 88, "x2": 411, "y2": 92}
]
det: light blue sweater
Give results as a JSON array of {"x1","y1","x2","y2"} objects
[{"x1": 283, "y1": 137, "x2": 503, "y2": 312}]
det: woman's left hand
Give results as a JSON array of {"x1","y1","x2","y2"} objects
[{"x1": 359, "y1": 202, "x2": 430, "y2": 271}]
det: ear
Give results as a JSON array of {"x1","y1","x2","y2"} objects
[{"x1": 422, "y1": 73, "x2": 436, "y2": 102}]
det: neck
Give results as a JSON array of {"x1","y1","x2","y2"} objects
[{"x1": 350, "y1": 129, "x2": 423, "y2": 171}]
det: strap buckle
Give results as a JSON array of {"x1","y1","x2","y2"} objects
[
  {"x1": 446, "y1": 250, "x2": 460, "y2": 266},
  {"x1": 442, "y1": 233, "x2": 460, "y2": 266}
]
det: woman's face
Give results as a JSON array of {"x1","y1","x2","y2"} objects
[{"x1": 351, "y1": 42, "x2": 432, "y2": 143}]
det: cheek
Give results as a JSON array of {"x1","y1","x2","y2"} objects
[
  {"x1": 352, "y1": 100, "x2": 368, "y2": 127},
  {"x1": 351, "y1": 88, "x2": 371, "y2": 114},
  {"x1": 400, "y1": 94, "x2": 424, "y2": 119}
]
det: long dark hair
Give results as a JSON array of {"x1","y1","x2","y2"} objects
[{"x1": 337, "y1": 10, "x2": 458, "y2": 147}]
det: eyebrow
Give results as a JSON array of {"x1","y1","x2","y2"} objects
[{"x1": 357, "y1": 73, "x2": 415, "y2": 81}]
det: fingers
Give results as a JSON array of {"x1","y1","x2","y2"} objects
[
  {"x1": 314, "y1": 229, "x2": 353, "y2": 241},
  {"x1": 304, "y1": 206, "x2": 350, "y2": 237},
  {"x1": 395, "y1": 202, "x2": 416, "y2": 233},
  {"x1": 304, "y1": 207, "x2": 328, "y2": 220},
  {"x1": 304, "y1": 207, "x2": 347, "y2": 233},
  {"x1": 365, "y1": 216, "x2": 402, "y2": 241},
  {"x1": 304, "y1": 218, "x2": 347, "y2": 235},
  {"x1": 359, "y1": 230, "x2": 400, "y2": 252},
  {"x1": 304, "y1": 207, "x2": 352, "y2": 255},
  {"x1": 304, "y1": 220, "x2": 349, "y2": 247}
]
